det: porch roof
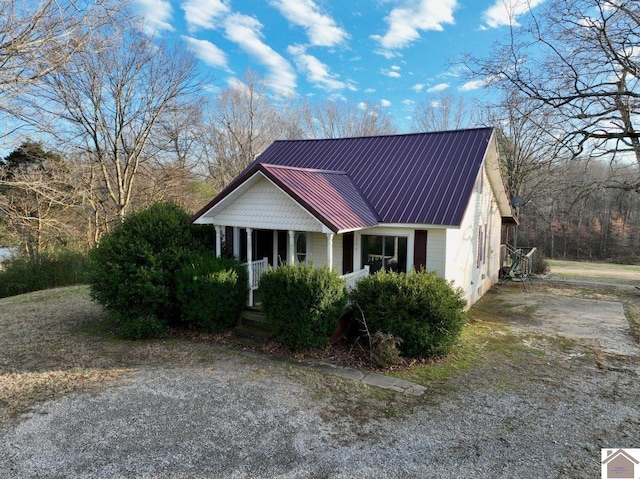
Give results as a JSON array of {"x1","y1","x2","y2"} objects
[
  {"x1": 261, "y1": 164, "x2": 378, "y2": 232},
  {"x1": 196, "y1": 163, "x2": 378, "y2": 233}
]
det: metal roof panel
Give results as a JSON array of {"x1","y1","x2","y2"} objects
[{"x1": 193, "y1": 128, "x2": 497, "y2": 227}]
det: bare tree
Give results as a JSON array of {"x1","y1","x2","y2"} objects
[
  {"x1": 482, "y1": 91, "x2": 560, "y2": 203},
  {"x1": 144, "y1": 101, "x2": 211, "y2": 211},
  {"x1": 300, "y1": 99, "x2": 397, "y2": 139},
  {"x1": 0, "y1": 0, "x2": 115, "y2": 138},
  {"x1": 203, "y1": 70, "x2": 299, "y2": 191},
  {"x1": 412, "y1": 94, "x2": 477, "y2": 132},
  {"x1": 465, "y1": 0, "x2": 640, "y2": 186},
  {"x1": 31, "y1": 23, "x2": 203, "y2": 224}
]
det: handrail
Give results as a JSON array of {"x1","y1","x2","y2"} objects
[
  {"x1": 243, "y1": 257, "x2": 269, "y2": 291},
  {"x1": 341, "y1": 265, "x2": 370, "y2": 291}
]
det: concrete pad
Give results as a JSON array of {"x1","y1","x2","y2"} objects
[{"x1": 489, "y1": 291, "x2": 639, "y2": 357}]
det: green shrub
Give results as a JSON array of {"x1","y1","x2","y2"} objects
[
  {"x1": 349, "y1": 270, "x2": 467, "y2": 358},
  {"x1": 0, "y1": 250, "x2": 88, "y2": 298},
  {"x1": 531, "y1": 249, "x2": 549, "y2": 275},
  {"x1": 176, "y1": 254, "x2": 248, "y2": 333},
  {"x1": 117, "y1": 315, "x2": 168, "y2": 340},
  {"x1": 87, "y1": 201, "x2": 210, "y2": 336},
  {"x1": 259, "y1": 264, "x2": 348, "y2": 351}
]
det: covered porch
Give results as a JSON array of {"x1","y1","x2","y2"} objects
[
  {"x1": 213, "y1": 226, "x2": 365, "y2": 306},
  {"x1": 193, "y1": 163, "x2": 381, "y2": 305}
]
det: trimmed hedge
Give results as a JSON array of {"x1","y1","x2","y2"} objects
[
  {"x1": 87, "y1": 201, "x2": 209, "y2": 339},
  {"x1": 349, "y1": 270, "x2": 467, "y2": 358},
  {"x1": 0, "y1": 250, "x2": 88, "y2": 298},
  {"x1": 259, "y1": 264, "x2": 348, "y2": 351},
  {"x1": 176, "y1": 254, "x2": 248, "y2": 333}
]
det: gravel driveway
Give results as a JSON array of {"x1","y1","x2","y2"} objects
[{"x1": 1, "y1": 284, "x2": 639, "y2": 478}]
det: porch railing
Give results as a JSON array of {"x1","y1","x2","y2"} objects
[
  {"x1": 341, "y1": 265, "x2": 370, "y2": 292},
  {"x1": 244, "y1": 257, "x2": 269, "y2": 291}
]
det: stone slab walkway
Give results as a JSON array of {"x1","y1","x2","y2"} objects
[{"x1": 239, "y1": 350, "x2": 427, "y2": 396}]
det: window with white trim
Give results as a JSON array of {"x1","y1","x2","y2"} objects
[{"x1": 295, "y1": 231, "x2": 307, "y2": 264}]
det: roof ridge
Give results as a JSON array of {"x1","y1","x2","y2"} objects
[{"x1": 270, "y1": 127, "x2": 493, "y2": 143}]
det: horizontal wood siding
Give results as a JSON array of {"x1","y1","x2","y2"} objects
[
  {"x1": 310, "y1": 232, "x2": 343, "y2": 273},
  {"x1": 425, "y1": 229, "x2": 446, "y2": 277}
]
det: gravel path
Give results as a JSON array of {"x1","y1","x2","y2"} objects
[
  {"x1": 1, "y1": 283, "x2": 639, "y2": 478},
  {"x1": 1, "y1": 346, "x2": 639, "y2": 478}
]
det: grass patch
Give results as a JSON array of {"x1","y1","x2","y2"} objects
[
  {"x1": 548, "y1": 259, "x2": 640, "y2": 283},
  {"x1": 391, "y1": 319, "x2": 507, "y2": 383},
  {"x1": 0, "y1": 368, "x2": 131, "y2": 423}
]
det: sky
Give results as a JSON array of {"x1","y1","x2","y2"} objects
[{"x1": 139, "y1": 0, "x2": 541, "y2": 132}]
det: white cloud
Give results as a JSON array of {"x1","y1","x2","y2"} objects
[
  {"x1": 288, "y1": 44, "x2": 352, "y2": 91},
  {"x1": 381, "y1": 99, "x2": 391, "y2": 107},
  {"x1": 135, "y1": 0, "x2": 174, "y2": 34},
  {"x1": 459, "y1": 79, "x2": 485, "y2": 91},
  {"x1": 182, "y1": 36, "x2": 229, "y2": 69},
  {"x1": 364, "y1": 88, "x2": 376, "y2": 94},
  {"x1": 269, "y1": 0, "x2": 348, "y2": 47},
  {"x1": 411, "y1": 83, "x2": 425, "y2": 92},
  {"x1": 482, "y1": 0, "x2": 545, "y2": 29},
  {"x1": 382, "y1": 68, "x2": 401, "y2": 78},
  {"x1": 358, "y1": 102, "x2": 368, "y2": 110},
  {"x1": 430, "y1": 100, "x2": 441, "y2": 108},
  {"x1": 402, "y1": 99, "x2": 415, "y2": 106},
  {"x1": 427, "y1": 82, "x2": 450, "y2": 92},
  {"x1": 182, "y1": 0, "x2": 229, "y2": 31},
  {"x1": 371, "y1": 0, "x2": 457, "y2": 53},
  {"x1": 223, "y1": 13, "x2": 297, "y2": 96}
]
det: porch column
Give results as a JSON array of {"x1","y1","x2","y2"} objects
[
  {"x1": 272, "y1": 230, "x2": 278, "y2": 267},
  {"x1": 246, "y1": 228, "x2": 253, "y2": 306},
  {"x1": 233, "y1": 227, "x2": 240, "y2": 260},
  {"x1": 326, "y1": 233, "x2": 334, "y2": 271},
  {"x1": 288, "y1": 230, "x2": 295, "y2": 265},
  {"x1": 214, "y1": 225, "x2": 222, "y2": 258}
]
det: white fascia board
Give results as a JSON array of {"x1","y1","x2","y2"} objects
[{"x1": 484, "y1": 131, "x2": 513, "y2": 217}]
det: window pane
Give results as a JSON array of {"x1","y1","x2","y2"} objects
[
  {"x1": 295, "y1": 232, "x2": 306, "y2": 263},
  {"x1": 361, "y1": 234, "x2": 407, "y2": 273},
  {"x1": 361, "y1": 235, "x2": 383, "y2": 273}
]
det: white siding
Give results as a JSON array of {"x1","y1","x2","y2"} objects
[
  {"x1": 425, "y1": 229, "x2": 446, "y2": 277},
  {"x1": 447, "y1": 163, "x2": 502, "y2": 308},
  {"x1": 210, "y1": 177, "x2": 324, "y2": 232},
  {"x1": 309, "y1": 232, "x2": 343, "y2": 273}
]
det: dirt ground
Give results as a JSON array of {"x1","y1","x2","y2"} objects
[
  {"x1": 479, "y1": 288, "x2": 639, "y2": 356},
  {"x1": 0, "y1": 274, "x2": 639, "y2": 478}
]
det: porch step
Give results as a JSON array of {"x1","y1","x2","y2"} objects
[{"x1": 233, "y1": 309, "x2": 273, "y2": 340}]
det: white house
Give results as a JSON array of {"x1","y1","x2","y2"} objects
[{"x1": 192, "y1": 128, "x2": 516, "y2": 307}]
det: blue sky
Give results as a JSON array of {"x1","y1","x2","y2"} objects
[{"x1": 139, "y1": 0, "x2": 542, "y2": 130}]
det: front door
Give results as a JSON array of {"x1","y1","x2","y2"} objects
[{"x1": 255, "y1": 230, "x2": 274, "y2": 266}]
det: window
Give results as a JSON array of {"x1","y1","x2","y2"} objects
[
  {"x1": 477, "y1": 226, "x2": 483, "y2": 269},
  {"x1": 295, "y1": 232, "x2": 307, "y2": 264},
  {"x1": 361, "y1": 234, "x2": 407, "y2": 273}
]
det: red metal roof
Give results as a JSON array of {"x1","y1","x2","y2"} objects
[
  {"x1": 260, "y1": 164, "x2": 378, "y2": 232},
  {"x1": 194, "y1": 128, "x2": 497, "y2": 228}
]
